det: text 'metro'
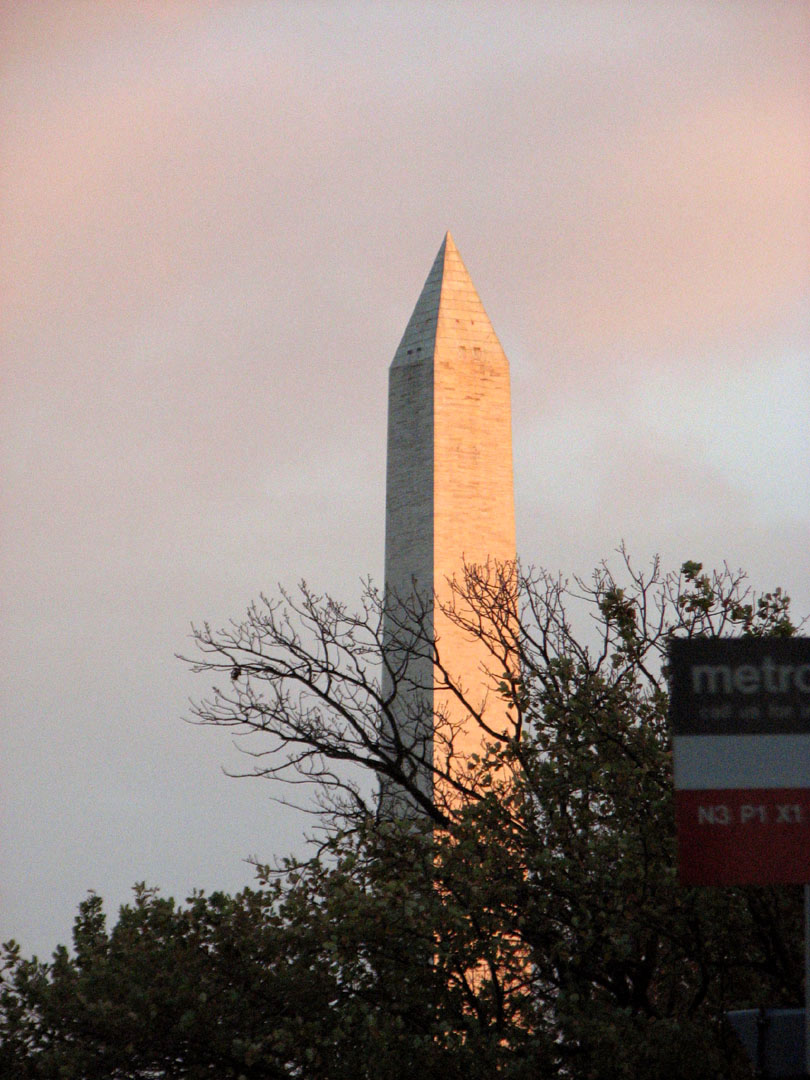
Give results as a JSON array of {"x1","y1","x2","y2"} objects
[{"x1": 691, "y1": 657, "x2": 810, "y2": 696}]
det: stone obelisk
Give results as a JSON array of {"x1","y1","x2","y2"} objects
[{"x1": 382, "y1": 232, "x2": 516, "y2": 810}]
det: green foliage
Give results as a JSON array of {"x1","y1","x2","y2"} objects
[
  {"x1": 0, "y1": 845, "x2": 512, "y2": 1079},
  {"x1": 2, "y1": 554, "x2": 803, "y2": 1077},
  {"x1": 437, "y1": 553, "x2": 801, "y2": 1078}
]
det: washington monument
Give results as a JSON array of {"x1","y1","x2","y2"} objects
[{"x1": 382, "y1": 233, "x2": 516, "y2": 810}]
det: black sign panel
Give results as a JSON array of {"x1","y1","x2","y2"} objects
[{"x1": 668, "y1": 637, "x2": 810, "y2": 736}]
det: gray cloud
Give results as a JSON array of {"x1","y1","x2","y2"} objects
[{"x1": 2, "y1": 1, "x2": 808, "y2": 957}]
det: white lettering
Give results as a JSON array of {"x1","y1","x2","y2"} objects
[
  {"x1": 762, "y1": 657, "x2": 780, "y2": 693},
  {"x1": 734, "y1": 665, "x2": 760, "y2": 694},
  {"x1": 767, "y1": 701, "x2": 793, "y2": 721},
  {"x1": 692, "y1": 666, "x2": 732, "y2": 694},
  {"x1": 690, "y1": 658, "x2": 810, "y2": 695},
  {"x1": 698, "y1": 805, "x2": 731, "y2": 825}
]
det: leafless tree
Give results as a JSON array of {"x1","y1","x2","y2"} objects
[{"x1": 183, "y1": 550, "x2": 793, "y2": 829}]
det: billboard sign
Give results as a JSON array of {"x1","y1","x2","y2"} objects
[{"x1": 669, "y1": 637, "x2": 810, "y2": 885}]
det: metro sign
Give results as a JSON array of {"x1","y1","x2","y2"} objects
[{"x1": 668, "y1": 637, "x2": 810, "y2": 885}]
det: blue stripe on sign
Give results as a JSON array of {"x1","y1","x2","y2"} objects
[{"x1": 673, "y1": 734, "x2": 810, "y2": 790}]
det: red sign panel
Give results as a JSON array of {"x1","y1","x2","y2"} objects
[
  {"x1": 669, "y1": 638, "x2": 810, "y2": 885},
  {"x1": 675, "y1": 788, "x2": 810, "y2": 886}
]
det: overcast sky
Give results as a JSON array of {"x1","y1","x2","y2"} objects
[{"x1": 3, "y1": 1, "x2": 808, "y2": 959}]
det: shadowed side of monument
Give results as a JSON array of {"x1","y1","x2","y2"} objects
[{"x1": 381, "y1": 233, "x2": 516, "y2": 815}]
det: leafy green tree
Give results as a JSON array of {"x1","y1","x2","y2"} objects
[
  {"x1": 0, "y1": 885, "x2": 327, "y2": 1079},
  {"x1": 432, "y1": 555, "x2": 800, "y2": 1077},
  {"x1": 1, "y1": 554, "x2": 802, "y2": 1077},
  {"x1": 0, "y1": 837, "x2": 522, "y2": 1080}
]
